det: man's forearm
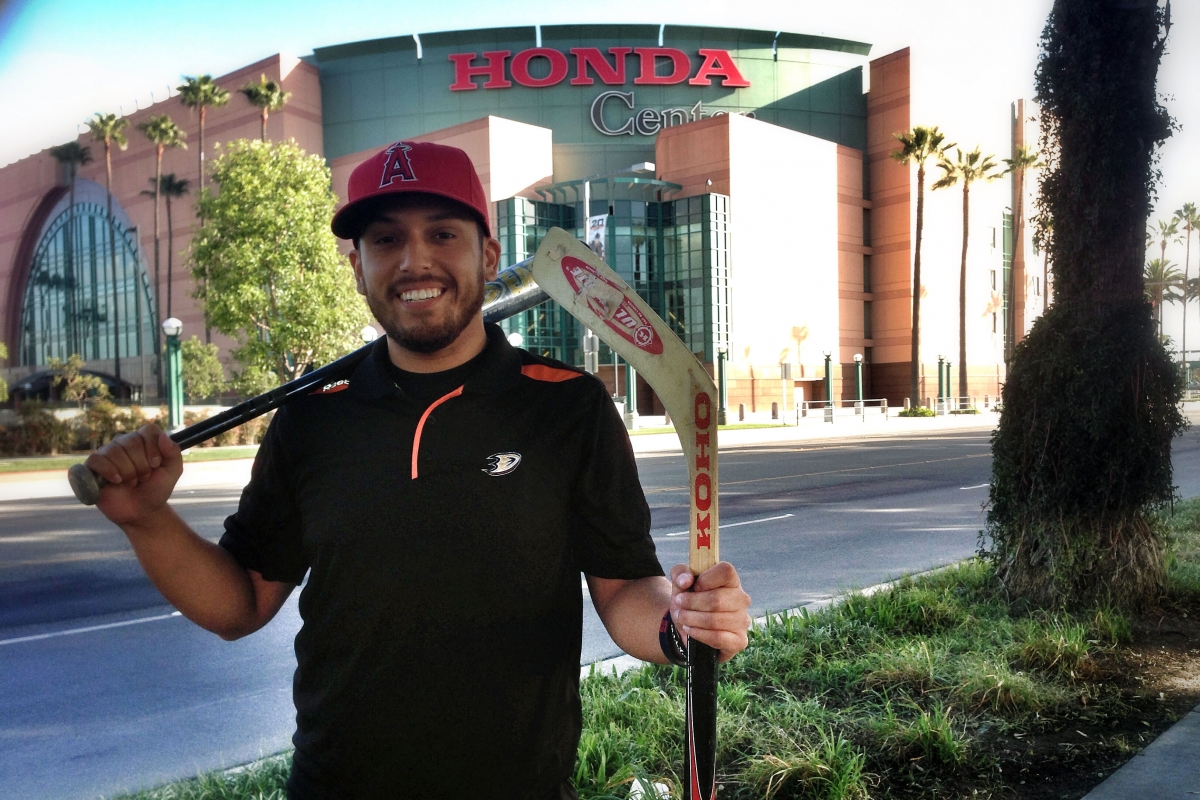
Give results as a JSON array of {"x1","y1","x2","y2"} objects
[
  {"x1": 122, "y1": 506, "x2": 266, "y2": 640},
  {"x1": 588, "y1": 575, "x2": 674, "y2": 664}
]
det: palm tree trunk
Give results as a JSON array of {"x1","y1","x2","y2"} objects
[
  {"x1": 1184, "y1": 226, "x2": 1191, "y2": 379},
  {"x1": 959, "y1": 182, "x2": 970, "y2": 405},
  {"x1": 166, "y1": 195, "x2": 174, "y2": 318},
  {"x1": 261, "y1": 109, "x2": 268, "y2": 142},
  {"x1": 105, "y1": 143, "x2": 121, "y2": 383},
  {"x1": 198, "y1": 107, "x2": 206, "y2": 196},
  {"x1": 198, "y1": 106, "x2": 213, "y2": 344},
  {"x1": 911, "y1": 164, "x2": 925, "y2": 406},
  {"x1": 154, "y1": 147, "x2": 163, "y2": 398},
  {"x1": 66, "y1": 168, "x2": 78, "y2": 357}
]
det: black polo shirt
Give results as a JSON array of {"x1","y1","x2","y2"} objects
[{"x1": 219, "y1": 323, "x2": 660, "y2": 799}]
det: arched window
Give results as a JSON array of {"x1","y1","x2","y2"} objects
[{"x1": 19, "y1": 195, "x2": 156, "y2": 370}]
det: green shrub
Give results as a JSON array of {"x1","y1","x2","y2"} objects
[
  {"x1": 898, "y1": 406, "x2": 935, "y2": 417},
  {"x1": 14, "y1": 400, "x2": 72, "y2": 455}
]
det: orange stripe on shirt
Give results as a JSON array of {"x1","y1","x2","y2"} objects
[
  {"x1": 521, "y1": 364, "x2": 582, "y2": 383},
  {"x1": 412, "y1": 386, "x2": 464, "y2": 480}
]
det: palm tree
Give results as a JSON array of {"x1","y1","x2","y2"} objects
[
  {"x1": 933, "y1": 146, "x2": 1004, "y2": 404},
  {"x1": 48, "y1": 141, "x2": 93, "y2": 356},
  {"x1": 891, "y1": 126, "x2": 952, "y2": 406},
  {"x1": 1144, "y1": 257, "x2": 1183, "y2": 336},
  {"x1": 1003, "y1": 144, "x2": 1046, "y2": 345},
  {"x1": 136, "y1": 115, "x2": 187, "y2": 332},
  {"x1": 239, "y1": 74, "x2": 291, "y2": 141},
  {"x1": 143, "y1": 174, "x2": 190, "y2": 318},
  {"x1": 86, "y1": 113, "x2": 130, "y2": 383},
  {"x1": 177, "y1": 75, "x2": 230, "y2": 197},
  {"x1": 1173, "y1": 203, "x2": 1199, "y2": 373}
]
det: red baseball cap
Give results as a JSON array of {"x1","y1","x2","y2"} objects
[{"x1": 331, "y1": 141, "x2": 490, "y2": 240}]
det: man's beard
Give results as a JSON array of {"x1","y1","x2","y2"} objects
[{"x1": 368, "y1": 269, "x2": 486, "y2": 355}]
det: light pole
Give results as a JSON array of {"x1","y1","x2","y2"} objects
[
  {"x1": 361, "y1": 325, "x2": 379, "y2": 344},
  {"x1": 937, "y1": 354, "x2": 945, "y2": 411},
  {"x1": 717, "y1": 348, "x2": 727, "y2": 426},
  {"x1": 162, "y1": 317, "x2": 183, "y2": 432},
  {"x1": 853, "y1": 353, "x2": 863, "y2": 416},
  {"x1": 823, "y1": 350, "x2": 833, "y2": 423}
]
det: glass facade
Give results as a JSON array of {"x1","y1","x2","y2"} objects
[
  {"x1": 495, "y1": 192, "x2": 731, "y2": 368},
  {"x1": 19, "y1": 201, "x2": 156, "y2": 369}
]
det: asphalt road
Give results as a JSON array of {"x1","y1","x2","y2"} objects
[{"x1": 5, "y1": 427, "x2": 1200, "y2": 799}]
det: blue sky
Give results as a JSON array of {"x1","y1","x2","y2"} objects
[{"x1": 0, "y1": 0, "x2": 1194, "y2": 225}]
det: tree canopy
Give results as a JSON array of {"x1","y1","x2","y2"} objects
[{"x1": 191, "y1": 139, "x2": 369, "y2": 387}]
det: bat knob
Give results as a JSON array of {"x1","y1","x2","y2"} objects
[
  {"x1": 68, "y1": 463, "x2": 106, "y2": 506},
  {"x1": 550, "y1": 245, "x2": 567, "y2": 261}
]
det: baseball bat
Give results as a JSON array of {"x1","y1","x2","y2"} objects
[{"x1": 68, "y1": 257, "x2": 546, "y2": 505}]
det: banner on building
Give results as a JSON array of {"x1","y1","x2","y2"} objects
[{"x1": 587, "y1": 214, "x2": 608, "y2": 262}]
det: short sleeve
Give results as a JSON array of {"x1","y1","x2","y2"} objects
[
  {"x1": 218, "y1": 409, "x2": 308, "y2": 584},
  {"x1": 571, "y1": 384, "x2": 662, "y2": 580}
]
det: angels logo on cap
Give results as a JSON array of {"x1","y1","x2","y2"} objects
[
  {"x1": 331, "y1": 140, "x2": 491, "y2": 240},
  {"x1": 380, "y1": 143, "x2": 417, "y2": 187}
]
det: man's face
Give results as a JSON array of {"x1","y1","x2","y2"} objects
[{"x1": 350, "y1": 199, "x2": 500, "y2": 356}]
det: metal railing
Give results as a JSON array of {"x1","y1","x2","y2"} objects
[{"x1": 799, "y1": 398, "x2": 890, "y2": 423}]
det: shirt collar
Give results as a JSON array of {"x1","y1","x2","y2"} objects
[{"x1": 349, "y1": 322, "x2": 521, "y2": 402}]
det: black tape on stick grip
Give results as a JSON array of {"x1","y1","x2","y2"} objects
[{"x1": 685, "y1": 639, "x2": 719, "y2": 800}]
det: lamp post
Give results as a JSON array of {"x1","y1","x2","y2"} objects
[
  {"x1": 937, "y1": 355, "x2": 945, "y2": 411},
  {"x1": 853, "y1": 353, "x2": 863, "y2": 416},
  {"x1": 717, "y1": 348, "x2": 728, "y2": 426},
  {"x1": 161, "y1": 317, "x2": 183, "y2": 432},
  {"x1": 945, "y1": 360, "x2": 953, "y2": 410},
  {"x1": 361, "y1": 325, "x2": 379, "y2": 344},
  {"x1": 823, "y1": 350, "x2": 833, "y2": 423}
]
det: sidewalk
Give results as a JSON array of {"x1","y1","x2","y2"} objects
[
  {"x1": 1081, "y1": 703, "x2": 1200, "y2": 799},
  {"x1": 0, "y1": 412, "x2": 999, "y2": 503}
]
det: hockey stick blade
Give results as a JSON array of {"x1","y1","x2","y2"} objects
[{"x1": 530, "y1": 227, "x2": 720, "y2": 800}]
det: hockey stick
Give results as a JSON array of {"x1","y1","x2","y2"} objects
[
  {"x1": 530, "y1": 227, "x2": 720, "y2": 800},
  {"x1": 68, "y1": 257, "x2": 546, "y2": 505}
]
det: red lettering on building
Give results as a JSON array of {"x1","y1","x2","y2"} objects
[
  {"x1": 448, "y1": 51, "x2": 513, "y2": 91},
  {"x1": 448, "y1": 47, "x2": 751, "y2": 90},
  {"x1": 511, "y1": 48, "x2": 569, "y2": 88},
  {"x1": 633, "y1": 47, "x2": 691, "y2": 85},
  {"x1": 570, "y1": 47, "x2": 632, "y2": 86},
  {"x1": 689, "y1": 48, "x2": 752, "y2": 87}
]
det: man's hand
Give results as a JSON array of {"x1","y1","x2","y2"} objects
[
  {"x1": 85, "y1": 424, "x2": 183, "y2": 526},
  {"x1": 669, "y1": 562, "x2": 751, "y2": 664}
]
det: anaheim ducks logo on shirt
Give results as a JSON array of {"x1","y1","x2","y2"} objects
[{"x1": 482, "y1": 452, "x2": 522, "y2": 476}]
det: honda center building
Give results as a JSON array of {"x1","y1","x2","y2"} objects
[{"x1": 0, "y1": 25, "x2": 1044, "y2": 415}]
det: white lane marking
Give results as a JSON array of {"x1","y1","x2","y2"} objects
[
  {"x1": 662, "y1": 513, "x2": 794, "y2": 538},
  {"x1": 0, "y1": 611, "x2": 182, "y2": 647},
  {"x1": 960, "y1": 483, "x2": 989, "y2": 490}
]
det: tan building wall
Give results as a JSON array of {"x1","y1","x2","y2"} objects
[{"x1": 0, "y1": 54, "x2": 324, "y2": 395}]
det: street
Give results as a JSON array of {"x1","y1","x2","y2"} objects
[{"x1": 4, "y1": 426, "x2": 1200, "y2": 799}]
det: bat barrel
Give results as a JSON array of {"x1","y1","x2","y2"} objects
[{"x1": 69, "y1": 257, "x2": 546, "y2": 505}]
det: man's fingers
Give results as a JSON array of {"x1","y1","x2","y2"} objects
[
  {"x1": 673, "y1": 608, "x2": 751, "y2": 634},
  {"x1": 693, "y1": 561, "x2": 741, "y2": 592},
  {"x1": 682, "y1": 625, "x2": 750, "y2": 663},
  {"x1": 674, "y1": 585, "x2": 750, "y2": 614}
]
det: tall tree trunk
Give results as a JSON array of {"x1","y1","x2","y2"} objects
[
  {"x1": 105, "y1": 143, "x2": 121, "y2": 383},
  {"x1": 261, "y1": 109, "x2": 268, "y2": 142},
  {"x1": 910, "y1": 164, "x2": 925, "y2": 406},
  {"x1": 66, "y1": 168, "x2": 78, "y2": 357},
  {"x1": 153, "y1": 147, "x2": 163, "y2": 398},
  {"x1": 959, "y1": 182, "x2": 970, "y2": 404},
  {"x1": 1183, "y1": 226, "x2": 1191, "y2": 377},
  {"x1": 166, "y1": 195, "x2": 174, "y2": 318},
  {"x1": 199, "y1": 105, "x2": 213, "y2": 344}
]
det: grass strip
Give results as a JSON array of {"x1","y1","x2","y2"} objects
[
  {"x1": 111, "y1": 501, "x2": 1200, "y2": 800},
  {"x1": 0, "y1": 446, "x2": 260, "y2": 474}
]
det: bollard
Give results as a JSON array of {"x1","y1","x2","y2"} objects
[
  {"x1": 738, "y1": 403, "x2": 746, "y2": 422},
  {"x1": 904, "y1": 397, "x2": 911, "y2": 411},
  {"x1": 771, "y1": 401, "x2": 779, "y2": 420}
]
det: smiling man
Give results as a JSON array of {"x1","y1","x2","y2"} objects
[{"x1": 83, "y1": 141, "x2": 751, "y2": 799}]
